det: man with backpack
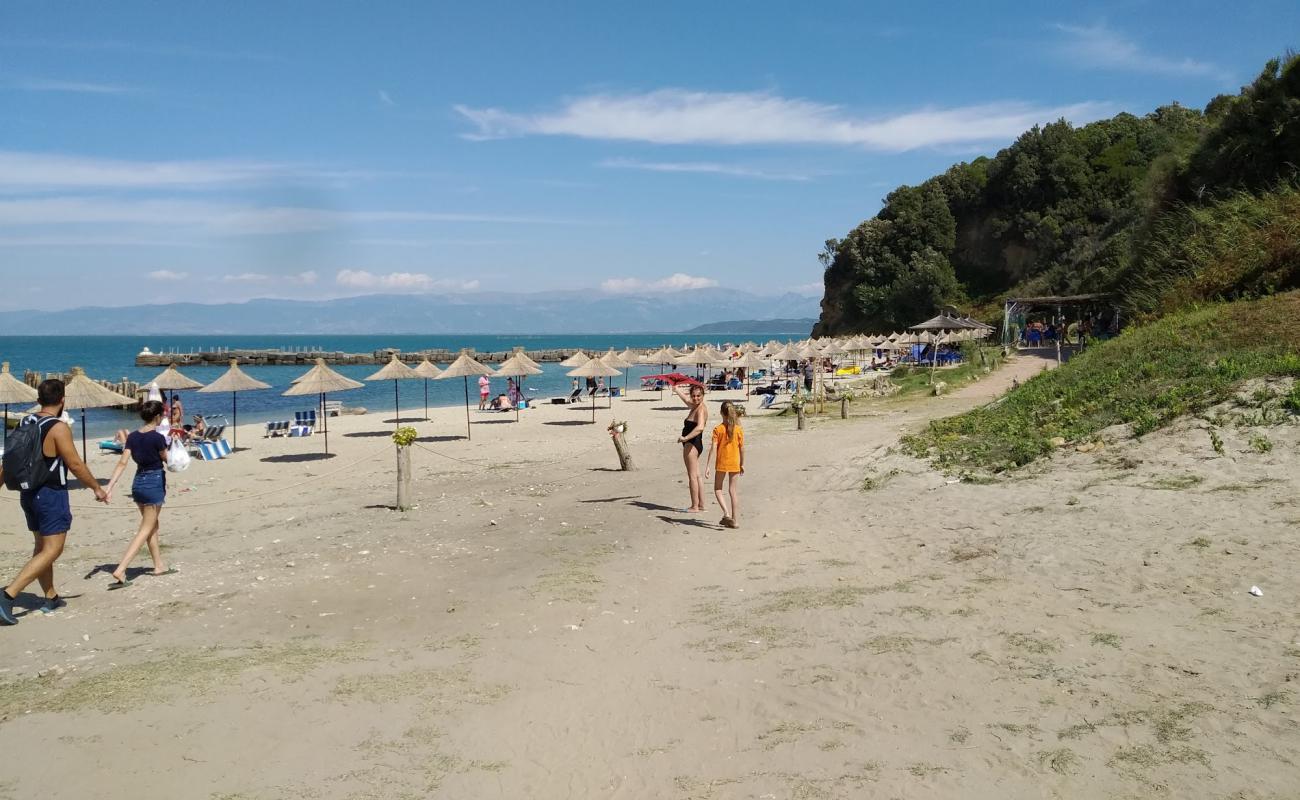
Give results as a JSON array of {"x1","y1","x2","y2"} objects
[{"x1": 0, "y1": 378, "x2": 109, "y2": 625}]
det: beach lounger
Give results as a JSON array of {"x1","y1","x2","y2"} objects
[
  {"x1": 322, "y1": 400, "x2": 342, "y2": 417},
  {"x1": 265, "y1": 420, "x2": 290, "y2": 437},
  {"x1": 289, "y1": 425, "x2": 313, "y2": 437},
  {"x1": 294, "y1": 410, "x2": 318, "y2": 428},
  {"x1": 98, "y1": 439, "x2": 123, "y2": 453},
  {"x1": 758, "y1": 394, "x2": 776, "y2": 410},
  {"x1": 195, "y1": 441, "x2": 224, "y2": 461}
]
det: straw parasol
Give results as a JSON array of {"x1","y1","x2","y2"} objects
[
  {"x1": 366, "y1": 354, "x2": 422, "y2": 432},
  {"x1": 770, "y1": 342, "x2": 801, "y2": 361},
  {"x1": 0, "y1": 362, "x2": 39, "y2": 452},
  {"x1": 730, "y1": 351, "x2": 769, "y2": 404},
  {"x1": 412, "y1": 357, "x2": 443, "y2": 420},
  {"x1": 434, "y1": 350, "x2": 494, "y2": 440},
  {"x1": 567, "y1": 357, "x2": 622, "y2": 423},
  {"x1": 600, "y1": 348, "x2": 635, "y2": 400},
  {"x1": 494, "y1": 352, "x2": 543, "y2": 421},
  {"x1": 282, "y1": 359, "x2": 364, "y2": 455},
  {"x1": 196, "y1": 359, "x2": 270, "y2": 449},
  {"x1": 560, "y1": 349, "x2": 591, "y2": 368},
  {"x1": 148, "y1": 363, "x2": 204, "y2": 424},
  {"x1": 58, "y1": 367, "x2": 140, "y2": 460}
]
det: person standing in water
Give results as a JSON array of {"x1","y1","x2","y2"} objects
[
  {"x1": 703, "y1": 400, "x2": 745, "y2": 528},
  {"x1": 673, "y1": 382, "x2": 708, "y2": 513},
  {"x1": 102, "y1": 400, "x2": 176, "y2": 588}
]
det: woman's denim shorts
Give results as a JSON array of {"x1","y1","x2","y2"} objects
[{"x1": 132, "y1": 469, "x2": 167, "y2": 506}]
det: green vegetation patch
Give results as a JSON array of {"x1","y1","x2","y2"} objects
[{"x1": 905, "y1": 292, "x2": 1300, "y2": 471}]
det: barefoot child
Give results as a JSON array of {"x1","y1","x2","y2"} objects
[{"x1": 703, "y1": 400, "x2": 744, "y2": 528}]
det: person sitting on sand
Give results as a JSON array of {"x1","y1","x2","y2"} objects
[
  {"x1": 703, "y1": 400, "x2": 745, "y2": 529},
  {"x1": 101, "y1": 399, "x2": 176, "y2": 588},
  {"x1": 490, "y1": 393, "x2": 514, "y2": 411},
  {"x1": 673, "y1": 382, "x2": 708, "y2": 513}
]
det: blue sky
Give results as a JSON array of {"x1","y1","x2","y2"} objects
[{"x1": 1, "y1": 1, "x2": 1293, "y2": 311}]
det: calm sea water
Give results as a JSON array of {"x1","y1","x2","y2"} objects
[{"x1": 0, "y1": 333, "x2": 785, "y2": 439}]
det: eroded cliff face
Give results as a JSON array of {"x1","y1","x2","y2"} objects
[{"x1": 811, "y1": 269, "x2": 851, "y2": 337}]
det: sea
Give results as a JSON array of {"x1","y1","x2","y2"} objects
[{"x1": 0, "y1": 333, "x2": 787, "y2": 440}]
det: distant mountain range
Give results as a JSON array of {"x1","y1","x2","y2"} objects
[
  {"x1": 0, "y1": 289, "x2": 821, "y2": 336},
  {"x1": 683, "y1": 318, "x2": 816, "y2": 335}
]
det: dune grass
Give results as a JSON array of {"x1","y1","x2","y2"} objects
[{"x1": 904, "y1": 292, "x2": 1300, "y2": 472}]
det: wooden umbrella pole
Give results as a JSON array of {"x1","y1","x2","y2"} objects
[
  {"x1": 463, "y1": 376, "x2": 471, "y2": 440},
  {"x1": 393, "y1": 380, "x2": 399, "y2": 431},
  {"x1": 232, "y1": 391, "x2": 238, "y2": 449},
  {"x1": 3, "y1": 403, "x2": 7, "y2": 451},
  {"x1": 321, "y1": 392, "x2": 329, "y2": 454},
  {"x1": 80, "y1": 408, "x2": 88, "y2": 463},
  {"x1": 423, "y1": 380, "x2": 428, "y2": 421}
]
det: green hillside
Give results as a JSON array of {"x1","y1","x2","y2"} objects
[
  {"x1": 903, "y1": 291, "x2": 1300, "y2": 473},
  {"x1": 813, "y1": 54, "x2": 1300, "y2": 335}
]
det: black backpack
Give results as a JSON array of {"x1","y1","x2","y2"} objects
[{"x1": 2, "y1": 416, "x2": 57, "y2": 492}]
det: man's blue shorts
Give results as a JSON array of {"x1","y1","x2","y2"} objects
[{"x1": 20, "y1": 487, "x2": 73, "y2": 536}]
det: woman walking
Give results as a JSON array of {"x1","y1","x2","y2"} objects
[
  {"x1": 703, "y1": 400, "x2": 745, "y2": 528},
  {"x1": 102, "y1": 400, "x2": 176, "y2": 588},
  {"x1": 673, "y1": 382, "x2": 708, "y2": 513}
]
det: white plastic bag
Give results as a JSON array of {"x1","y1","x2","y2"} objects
[{"x1": 166, "y1": 436, "x2": 191, "y2": 473}]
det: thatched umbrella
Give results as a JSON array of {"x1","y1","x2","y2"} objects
[
  {"x1": 435, "y1": 350, "x2": 494, "y2": 440},
  {"x1": 412, "y1": 358, "x2": 443, "y2": 420},
  {"x1": 148, "y1": 364, "x2": 204, "y2": 425},
  {"x1": 366, "y1": 355, "x2": 422, "y2": 432},
  {"x1": 560, "y1": 350, "x2": 591, "y2": 368},
  {"x1": 567, "y1": 357, "x2": 622, "y2": 423},
  {"x1": 729, "y1": 350, "x2": 769, "y2": 404},
  {"x1": 60, "y1": 367, "x2": 139, "y2": 460},
  {"x1": 600, "y1": 348, "x2": 635, "y2": 403},
  {"x1": 282, "y1": 359, "x2": 364, "y2": 455},
  {"x1": 0, "y1": 362, "x2": 38, "y2": 452},
  {"x1": 196, "y1": 359, "x2": 270, "y2": 449},
  {"x1": 494, "y1": 352, "x2": 543, "y2": 421}
]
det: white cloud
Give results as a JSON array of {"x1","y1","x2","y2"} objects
[
  {"x1": 9, "y1": 78, "x2": 138, "y2": 94},
  {"x1": 0, "y1": 151, "x2": 372, "y2": 191},
  {"x1": 294, "y1": 270, "x2": 319, "y2": 285},
  {"x1": 223, "y1": 272, "x2": 270, "y2": 282},
  {"x1": 0, "y1": 197, "x2": 575, "y2": 233},
  {"x1": 335, "y1": 270, "x2": 479, "y2": 293},
  {"x1": 220, "y1": 271, "x2": 317, "y2": 285},
  {"x1": 147, "y1": 269, "x2": 188, "y2": 281},
  {"x1": 378, "y1": 90, "x2": 395, "y2": 107},
  {"x1": 599, "y1": 158, "x2": 811, "y2": 181},
  {"x1": 455, "y1": 89, "x2": 1112, "y2": 151},
  {"x1": 601, "y1": 273, "x2": 720, "y2": 294},
  {"x1": 1052, "y1": 23, "x2": 1229, "y2": 80}
]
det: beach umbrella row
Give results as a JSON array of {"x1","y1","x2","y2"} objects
[
  {"x1": 366, "y1": 354, "x2": 422, "y2": 432},
  {"x1": 567, "y1": 356, "x2": 622, "y2": 424}
]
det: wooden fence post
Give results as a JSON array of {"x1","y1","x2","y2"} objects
[{"x1": 396, "y1": 445, "x2": 413, "y2": 510}]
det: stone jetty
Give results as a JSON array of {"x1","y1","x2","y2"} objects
[{"x1": 134, "y1": 346, "x2": 592, "y2": 368}]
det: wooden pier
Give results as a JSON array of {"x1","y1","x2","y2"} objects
[{"x1": 134, "y1": 347, "x2": 592, "y2": 368}]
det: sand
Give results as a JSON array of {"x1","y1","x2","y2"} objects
[{"x1": 1, "y1": 352, "x2": 1298, "y2": 799}]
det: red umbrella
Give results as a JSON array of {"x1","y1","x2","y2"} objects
[{"x1": 641, "y1": 373, "x2": 703, "y2": 387}]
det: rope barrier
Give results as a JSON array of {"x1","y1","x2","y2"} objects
[
  {"x1": 2, "y1": 430, "x2": 619, "y2": 516},
  {"x1": 0, "y1": 443, "x2": 392, "y2": 513}
]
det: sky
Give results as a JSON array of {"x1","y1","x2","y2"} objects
[{"x1": 0, "y1": 1, "x2": 1294, "y2": 311}]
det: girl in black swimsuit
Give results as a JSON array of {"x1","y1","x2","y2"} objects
[{"x1": 674, "y1": 382, "x2": 708, "y2": 512}]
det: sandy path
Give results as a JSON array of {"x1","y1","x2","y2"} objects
[{"x1": 2, "y1": 353, "x2": 1298, "y2": 799}]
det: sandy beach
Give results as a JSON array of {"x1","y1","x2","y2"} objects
[{"x1": 2, "y1": 353, "x2": 1298, "y2": 799}]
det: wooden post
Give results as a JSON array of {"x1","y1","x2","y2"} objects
[
  {"x1": 840, "y1": 396, "x2": 848, "y2": 419},
  {"x1": 610, "y1": 429, "x2": 635, "y2": 471},
  {"x1": 797, "y1": 406, "x2": 806, "y2": 430},
  {"x1": 396, "y1": 445, "x2": 413, "y2": 510}
]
